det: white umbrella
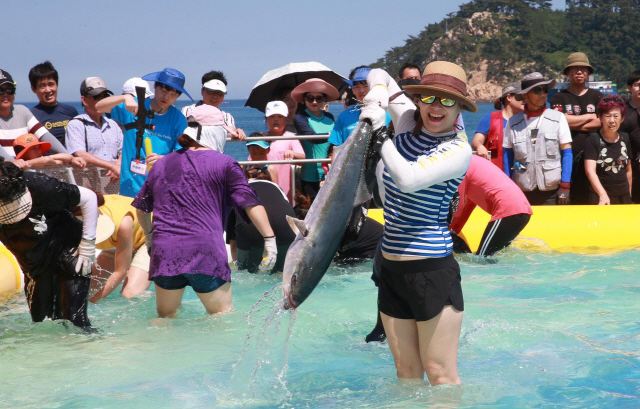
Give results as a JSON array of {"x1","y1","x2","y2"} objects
[{"x1": 245, "y1": 62, "x2": 349, "y2": 112}]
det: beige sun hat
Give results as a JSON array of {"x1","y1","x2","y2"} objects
[
  {"x1": 401, "y1": 61, "x2": 478, "y2": 112},
  {"x1": 563, "y1": 52, "x2": 594, "y2": 76},
  {"x1": 77, "y1": 213, "x2": 116, "y2": 245}
]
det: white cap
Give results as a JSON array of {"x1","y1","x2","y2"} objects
[
  {"x1": 265, "y1": 100, "x2": 288, "y2": 117},
  {"x1": 122, "y1": 77, "x2": 154, "y2": 98},
  {"x1": 203, "y1": 79, "x2": 227, "y2": 94}
]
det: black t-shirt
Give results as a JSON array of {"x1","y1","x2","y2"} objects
[
  {"x1": 334, "y1": 216, "x2": 383, "y2": 262},
  {"x1": 583, "y1": 131, "x2": 631, "y2": 196},
  {"x1": 0, "y1": 172, "x2": 81, "y2": 275},
  {"x1": 619, "y1": 101, "x2": 640, "y2": 161},
  {"x1": 226, "y1": 180, "x2": 296, "y2": 250},
  {"x1": 550, "y1": 88, "x2": 603, "y2": 155}
]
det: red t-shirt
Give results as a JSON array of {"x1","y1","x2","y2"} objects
[{"x1": 450, "y1": 155, "x2": 532, "y2": 233}]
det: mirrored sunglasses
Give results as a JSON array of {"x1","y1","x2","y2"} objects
[{"x1": 419, "y1": 95, "x2": 457, "y2": 107}]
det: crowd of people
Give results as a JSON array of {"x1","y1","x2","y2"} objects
[{"x1": 0, "y1": 51, "x2": 638, "y2": 384}]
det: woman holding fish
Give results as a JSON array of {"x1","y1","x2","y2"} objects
[{"x1": 359, "y1": 61, "x2": 476, "y2": 385}]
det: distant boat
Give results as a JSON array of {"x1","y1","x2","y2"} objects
[{"x1": 548, "y1": 74, "x2": 617, "y2": 99}]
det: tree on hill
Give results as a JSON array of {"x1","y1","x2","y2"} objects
[{"x1": 372, "y1": 0, "x2": 640, "y2": 88}]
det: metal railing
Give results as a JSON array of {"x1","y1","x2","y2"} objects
[{"x1": 22, "y1": 133, "x2": 333, "y2": 205}]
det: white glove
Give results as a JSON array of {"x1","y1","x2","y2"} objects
[
  {"x1": 360, "y1": 103, "x2": 387, "y2": 131},
  {"x1": 75, "y1": 238, "x2": 96, "y2": 276},
  {"x1": 363, "y1": 84, "x2": 389, "y2": 111},
  {"x1": 258, "y1": 236, "x2": 277, "y2": 273}
]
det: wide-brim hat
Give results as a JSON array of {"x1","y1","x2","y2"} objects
[
  {"x1": 77, "y1": 212, "x2": 116, "y2": 245},
  {"x1": 291, "y1": 79, "x2": 340, "y2": 103},
  {"x1": 142, "y1": 67, "x2": 193, "y2": 102},
  {"x1": 13, "y1": 133, "x2": 51, "y2": 160},
  {"x1": 563, "y1": 52, "x2": 594, "y2": 76},
  {"x1": 494, "y1": 82, "x2": 521, "y2": 110},
  {"x1": 515, "y1": 72, "x2": 556, "y2": 101},
  {"x1": 402, "y1": 61, "x2": 478, "y2": 112}
]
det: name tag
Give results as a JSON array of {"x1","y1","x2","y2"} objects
[{"x1": 130, "y1": 159, "x2": 147, "y2": 176}]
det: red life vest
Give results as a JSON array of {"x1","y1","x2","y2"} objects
[{"x1": 485, "y1": 111, "x2": 504, "y2": 170}]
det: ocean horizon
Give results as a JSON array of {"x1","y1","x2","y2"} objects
[{"x1": 19, "y1": 99, "x2": 494, "y2": 162}]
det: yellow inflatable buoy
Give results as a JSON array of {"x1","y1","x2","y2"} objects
[
  {"x1": 368, "y1": 205, "x2": 640, "y2": 254},
  {"x1": 0, "y1": 245, "x2": 22, "y2": 305}
]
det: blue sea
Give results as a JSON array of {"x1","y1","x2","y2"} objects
[{"x1": 20, "y1": 99, "x2": 493, "y2": 161}]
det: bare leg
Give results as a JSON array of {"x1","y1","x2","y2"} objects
[
  {"x1": 380, "y1": 312, "x2": 424, "y2": 379},
  {"x1": 417, "y1": 306, "x2": 463, "y2": 385},
  {"x1": 196, "y1": 282, "x2": 233, "y2": 315},
  {"x1": 155, "y1": 287, "x2": 185, "y2": 318},
  {"x1": 121, "y1": 266, "x2": 152, "y2": 298}
]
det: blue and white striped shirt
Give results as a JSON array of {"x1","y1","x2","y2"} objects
[{"x1": 381, "y1": 130, "x2": 466, "y2": 258}]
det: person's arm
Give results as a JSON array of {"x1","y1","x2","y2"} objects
[
  {"x1": 364, "y1": 68, "x2": 416, "y2": 133},
  {"x1": 244, "y1": 205, "x2": 277, "y2": 272},
  {"x1": 50, "y1": 153, "x2": 86, "y2": 168},
  {"x1": 39, "y1": 132, "x2": 68, "y2": 154},
  {"x1": 379, "y1": 134, "x2": 471, "y2": 193},
  {"x1": 472, "y1": 133, "x2": 491, "y2": 160},
  {"x1": 96, "y1": 94, "x2": 138, "y2": 115},
  {"x1": 294, "y1": 113, "x2": 315, "y2": 135},
  {"x1": 75, "y1": 186, "x2": 98, "y2": 275},
  {"x1": 90, "y1": 214, "x2": 135, "y2": 303},
  {"x1": 268, "y1": 166, "x2": 279, "y2": 184},
  {"x1": 584, "y1": 159, "x2": 609, "y2": 205},
  {"x1": 565, "y1": 113, "x2": 601, "y2": 132},
  {"x1": 287, "y1": 139, "x2": 306, "y2": 160},
  {"x1": 627, "y1": 160, "x2": 633, "y2": 197},
  {"x1": 73, "y1": 150, "x2": 117, "y2": 171}
]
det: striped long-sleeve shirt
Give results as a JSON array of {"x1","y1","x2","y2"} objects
[
  {"x1": 0, "y1": 105, "x2": 51, "y2": 157},
  {"x1": 381, "y1": 130, "x2": 467, "y2": 258}
]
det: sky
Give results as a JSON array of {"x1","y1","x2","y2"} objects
[{"x1": 6, "y1": 0, "x2": 566, "y2": 103}]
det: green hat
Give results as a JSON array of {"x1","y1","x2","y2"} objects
[{"x1": 564, "y1": 52, "x2": 594, "y2": 76}]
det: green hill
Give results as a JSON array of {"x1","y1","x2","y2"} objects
[{"x1": 372, "y1": 0, "x2": 640, "y2": 99}]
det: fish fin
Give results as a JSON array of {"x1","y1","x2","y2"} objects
[
  {"x1": 286, "y1": 215, "x2": 309, "y2": 237},
  {"x1": 352, "y1": 170, "x2": 372, "y2": 207}
]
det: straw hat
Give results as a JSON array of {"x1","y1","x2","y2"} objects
[
  {"x1": 563, "y1": 52, "x2": 594, "y2": 76},
  {"x1": 291, "y1": 79, "x2": 340, "y2": 103},
  {"x1": 77, "y1": 213, "x2": 116, "y2": 245},
  {"x1": 402, "y1": 61, "x2": 478, "y2": 112}
]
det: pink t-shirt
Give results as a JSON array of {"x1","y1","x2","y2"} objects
[
  {"x1": 450, "y1": 155, "x2": 532, "y2": 233},
  {"x1": 265, "y1": 131, "x2": 305, "y2": 202}
]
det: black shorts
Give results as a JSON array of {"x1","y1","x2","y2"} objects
[{"x1": 378, "y1": 255, "x2": 463, "y2": 322}]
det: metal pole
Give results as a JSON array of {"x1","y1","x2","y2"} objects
[{"x1": 226, "y1": 134, "x2": 330, "y2": 142}]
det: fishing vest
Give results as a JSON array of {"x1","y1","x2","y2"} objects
[
  {"x1": 486, "y1": 111, "x2": 504, "y2": 170},
  {"x1": 508, "y1": 110, "x2": 563, "y2": 192}
]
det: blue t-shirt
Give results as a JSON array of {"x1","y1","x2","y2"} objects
[
  {"x1": 30, "y1": 102, "x2": 78, "y2": 145},
  {"x1": 329, "y1": 105, "x2": 392, "y2": 147},
  {"x1": 475, "y1": 112, "x2": 507, "y2": 135},
  {"x1": 111, "y1": 98, "x2": 187, "y2": 197}
]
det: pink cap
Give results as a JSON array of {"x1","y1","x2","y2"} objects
[{"x1": 188, "y1": 104, "x2": 237, "y2": 137}]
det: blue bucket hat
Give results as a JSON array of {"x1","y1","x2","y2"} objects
[
  {"x1": 345, "y1": 67, "x2": 372, "y2": 87},
  {"x1": 142, "y1": 67, "x2": 193, "y2": 101},
  {"x1": 246, "y1": 140, "x2": 270, "y2": 149}
]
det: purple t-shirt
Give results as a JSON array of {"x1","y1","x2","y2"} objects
[{"x1": 132, "y1": 148, "x2": 261, "y2": 280}]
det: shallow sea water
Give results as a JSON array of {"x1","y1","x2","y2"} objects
[{"x1": 2, "y1": 248, "x2": 640, "y2": 408}]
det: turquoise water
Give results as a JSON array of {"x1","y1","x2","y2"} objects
[{"x1": 2, "y1": 248, "x2": 639, "y2": 408}]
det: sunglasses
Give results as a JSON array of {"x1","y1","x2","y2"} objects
[
  {"x1": 531, "y1": 86, "x2": 549, "y2": 95},
  {"x1": 157, "y1": 83, "x2": 181, "y2": 96},
  {"x1": 0, "y1": 86, "x2": 16, "y2": 96},
  {"x1": 305, "y1": 94, "x2": 326, "y2": 103},
  {"x1": 419, "y1": 95, "x2": 457, "y2": 107},
  {"x1": 602, "y1": 96, "x2": 623, "y2": 103},
  {"x1": 92, "y1": 92, "x2": 110, "y2": 102}
]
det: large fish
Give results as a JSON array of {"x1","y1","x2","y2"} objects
[{"x1": 282, "y1": 120, "x2": 373, "y2": 309}]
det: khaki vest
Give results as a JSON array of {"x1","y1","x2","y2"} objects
[{"x1": 508, "y1": 112, "x2": 563, "y2": 192}]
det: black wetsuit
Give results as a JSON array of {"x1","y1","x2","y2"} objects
[{"x1": 0, "y1": 172, "x2": 91, "y2": 328}]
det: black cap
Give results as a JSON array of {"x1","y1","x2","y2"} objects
[{"x1": 0, "y1": 69, "x2": 15, "y2": 88}]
